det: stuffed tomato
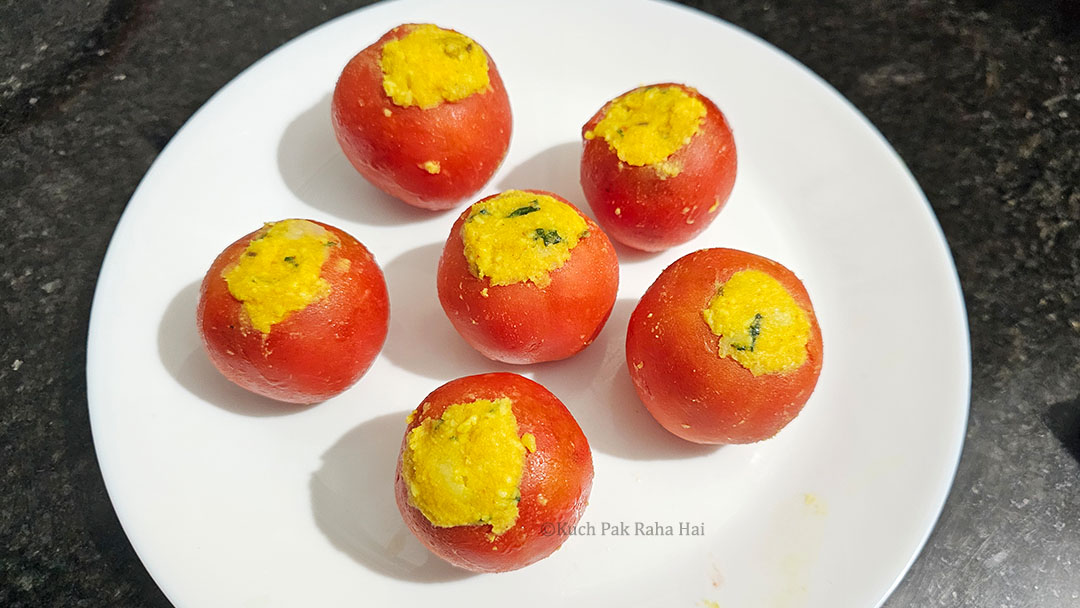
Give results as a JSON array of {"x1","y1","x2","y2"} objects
[
  {"x1": 196, "y1": 219, "x2": 389, "y2": 404},
  {"x1": 332, "y1": 23, "x2": 512, "y2": 210},
  {"x1": 626, "y1": 248, "x2": 822, "y2": 444},
  {"x1": 581, "y1": 83, "x2": 737, "y2": 251},
  {"x1": 437, "y1": 189, "x2": 619, "y2": 364},
  {"x1": 395, "y1": 372, "x2": 593, "y2": 572}
]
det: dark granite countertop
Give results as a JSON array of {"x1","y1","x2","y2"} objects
[{"x1": 1, "y1": 1, "x2": 1077, "y2": 606}]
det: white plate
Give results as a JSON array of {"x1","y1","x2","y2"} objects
[{"x1": 87, "y1": 1, "x2": 971, "y2": 606}]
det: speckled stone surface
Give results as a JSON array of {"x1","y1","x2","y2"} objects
[{"x1": 1, "y1": 1, "x2": 1077, "y2": 606}]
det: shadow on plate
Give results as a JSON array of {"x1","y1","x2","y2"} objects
[
  {"x1": 610, "y1": 239, "x2": 664, "y2": 264},
  {"x1": 310, "y1": 411, "x2": 475, "y2": 583},
  {"x1": 277, "y1": 93, "x2": 436, "y2": 226},
  {"x1": 532, "y1": 298, "x2": 719, "y2": 461},
  {"x1": 497, "y1": 141, "x2": 583, "y2": 204},
  {"x1": 157, "y1": 281, "x2": 311, "y2": 417},
  {"x1": 380, "y1": 242, "x2": 517, "y2": 380}
]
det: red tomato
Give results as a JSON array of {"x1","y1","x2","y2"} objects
[
  {"x1": 580, "y1": 83, "x2": 737, "y2": 251},
  {"x1": 395, "y1": 372, "x2": 593, "y2": 572},
  {"x1": 436, "y1": 189, "x2": 619, "y2": 364},
  {"x1": 331, "y1": 23, "x2": 512, "y2": 211},
  {"x1": 196, "y1": 219, "x2": 389, "y2": 404},
  {"x1": 626, "y1": 248, "x2": 822, "y2": 444}
]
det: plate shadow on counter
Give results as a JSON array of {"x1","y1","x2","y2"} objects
[
  {"x1": 277, "y1": 93, "x2": 437, "y2": 227},
  {"x1": 157, "y1": 280, "x2": 312, "y2": 417},
  {"x1": 1044, "y1": 395, "x2": 1080, "y2": 463},
  {"x1": 310, "y1": 411, "x2": 475, "y2": 583}
]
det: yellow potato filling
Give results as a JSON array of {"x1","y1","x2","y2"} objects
[
  {"x1": 702, "y1": 270, "x2": 811, "y2": 376},
  {"x1": 462, "y1": 190, "x2": 590, "y2": 288},
  {"x1": 380, "y1": 24, "x2": 490, "y2": 109},
  {"x1": 584, "y1": 85, "x2": 706, "y2": 170},
  {"x1": 223, "y1": 219, "x2": 335, "y2": 334},
  {"x1": 402, "y1": 398, "x2": 535, "y2": 535}
]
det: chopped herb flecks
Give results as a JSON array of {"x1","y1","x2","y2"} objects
[
  {"x1": 533, "y1": 228, "x2": 563, "y2": 246},
  {"x1": 506, "y1": 200, "x2": 541, "y2": 218},
  {"x1": 732, "y1": 313, "x2": 763, "y2": 352},
  {"x1": 283, "y1": 256, "x2": 298, "y2": 266}
]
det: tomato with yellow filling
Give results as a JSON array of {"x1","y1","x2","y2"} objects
[
  {"x1": 581, "y1": 83, "x2": 737, "y2": 251},
  {"x1": 395, "y1": 372, "x2": 593, "y2": 572},
  {"x1": 196, "y1": 219, "x2": 389, "y2": 404},
  {"x1": 332, "y1": 23, "x2": 512, "y2": 210},
  {"x1": 626, "y1": 248, "x2": 822, "y2": 444},
  {"x1": 437, "y1": 189, "x2": 619, "y2": 364}
]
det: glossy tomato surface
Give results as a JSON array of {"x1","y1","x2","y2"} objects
[
  {"x1": 626, "y1": 248, "x2": 822, "y2": 444},
  {"x1": 196, "y1": 220, "x2": 389, "y2": 404},
  {"x1": 437, "y1": 190, "x2": 619, "y2": 364},
  {"x1": 581, "y1": 83, "x2": 736, "y2": 251},
  {"x1": 395, "y1": 373, "x2": 593, "y2": 572},
  {"x1": 331, "y1": 24, "x2": 512, "y2": 210}
]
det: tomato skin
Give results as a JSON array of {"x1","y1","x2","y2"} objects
[
  {"x1": 580, "y1": 83, "x2": 737, "y2": 252},
  {"x1": 626, "y1": 248, "x2": 822, "y2": 444},
  {"x1": 395, "y1": 373, "x2": 593, "y2": 573},
  {"x1": 436, "y1": 190, "x2": 619, "y2": 364},
  {"x1": 196, "y1": 221, "x2": 389, "y2": 404},
  {"x1": 331, "y1": 24, "x2": 512, "y2": 211}
]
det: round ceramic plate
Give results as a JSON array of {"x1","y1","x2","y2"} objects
[{"x1": 86, "y1": 1, "x2": 971, "y2": 606}]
